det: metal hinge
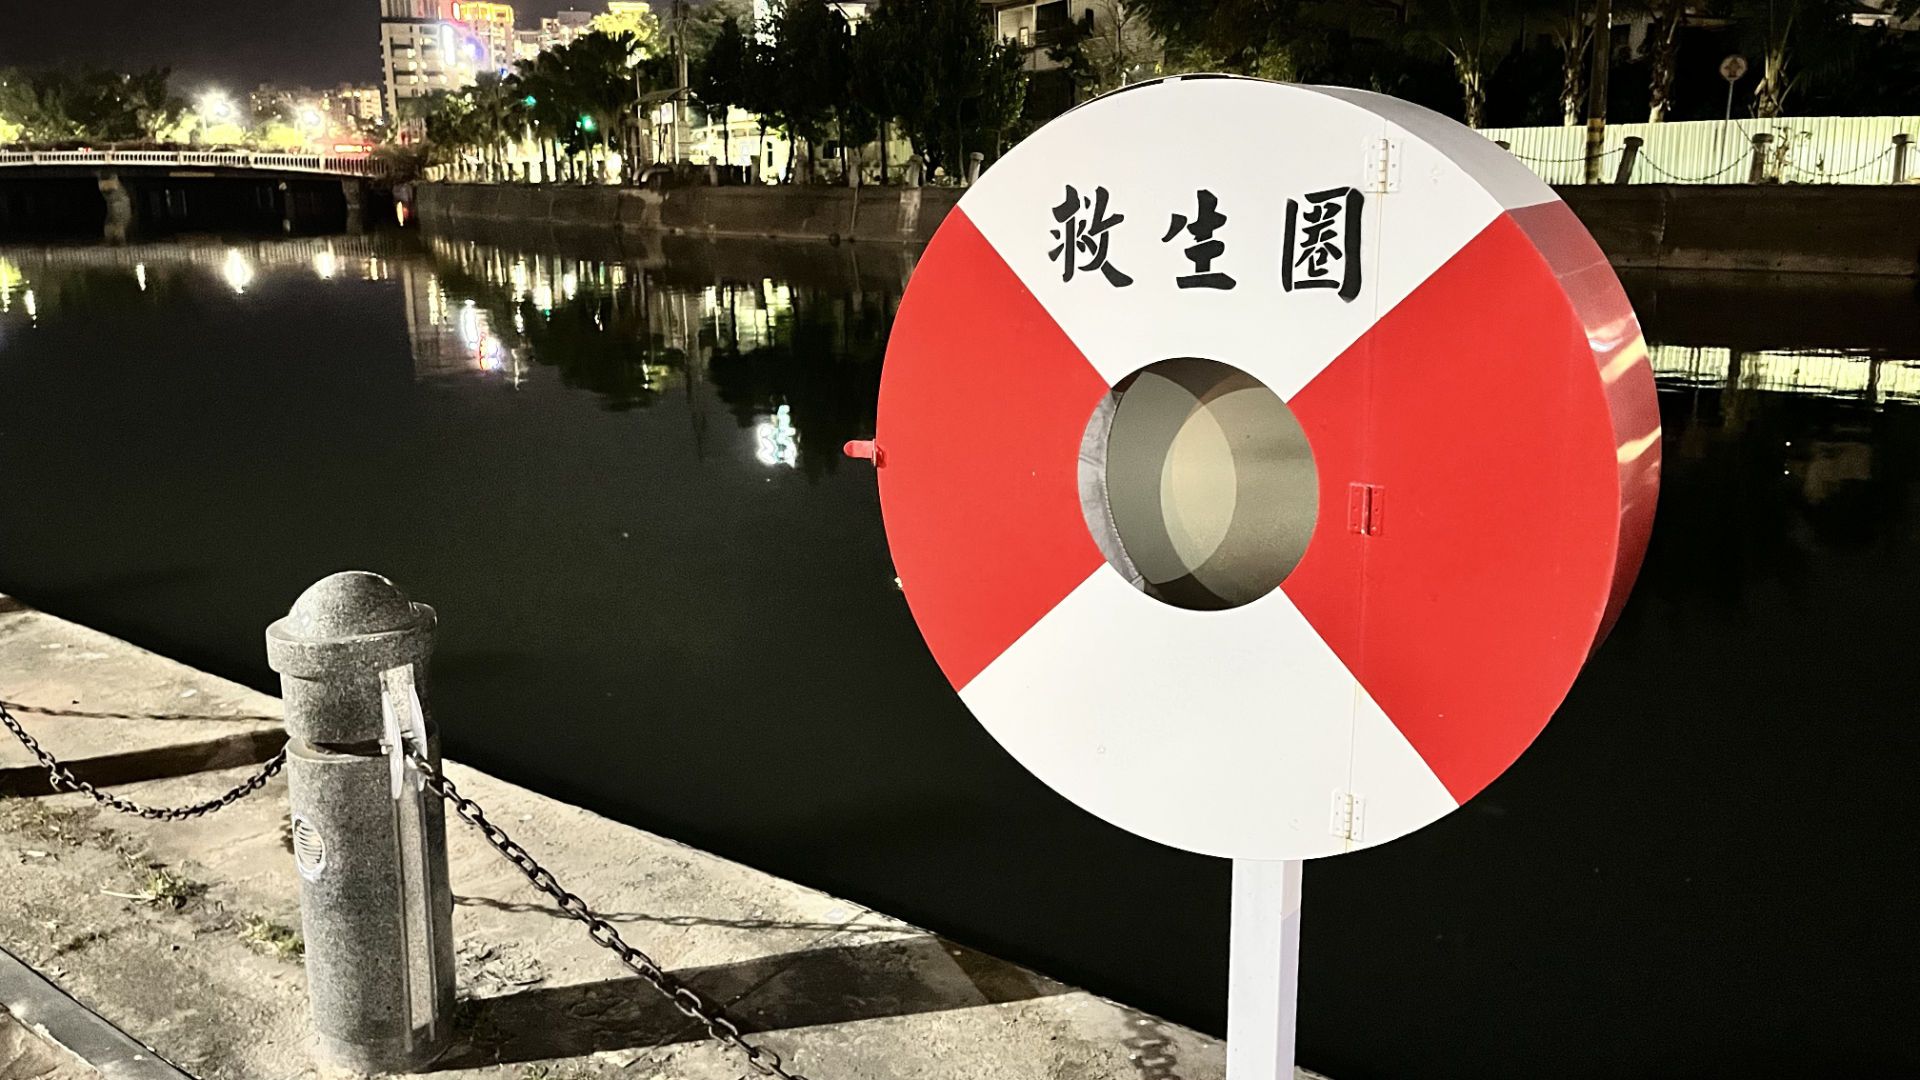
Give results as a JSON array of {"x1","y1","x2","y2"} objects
[
  {"x1": 1330, "y1": 790, "x2": 1366, "y2": 842},
  {"x1": 1365, "y1": 137, "x2": 1400, "y2": 193},
  {"x1": 1348, "y1": 482, "x2": 1386, "y2": 537}
]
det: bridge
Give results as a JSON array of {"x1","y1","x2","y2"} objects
[
  {"x1": 0, "y1": 150, "x2": 387, "y2": 241},
  {"x1": 0, "y1": 149, "x2": 383, "y2": 178}
]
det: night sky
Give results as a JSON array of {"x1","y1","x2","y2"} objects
[{"x1": 0, "y1": 1, "x2": 616, "y2": 93}]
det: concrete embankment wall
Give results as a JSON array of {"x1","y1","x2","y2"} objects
[
  {"x1": 1556, "y1": 183, "x2": 1920, "y2": 276},
  {"x1": 413, "y1": 180, "x2": 1920, "y2": 275},
  {"x1": 412, "y1": 181, "x2": 965, "y2": 245}
]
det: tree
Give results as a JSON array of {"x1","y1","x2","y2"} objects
[
  {"x1": 863, "y1": 0, "x2": 1027, "y2": 178},
  {"x1": 592, "y1": 3, "x2": 662, "y2": 46},
  {"x1": 1533, "y1": 0, "x2": 1596, "y2": 125},
  {"x1": 693, "y1": 14, "x2": 751, "y2": 165},
  {"x1": 1406, "y1": 0, "x2": 1531, "y2": 129},
  {"x1": 515, "y1": 31, "x2": 660, "y2": 180},
  {"x1": 681, "y1": 0, "x2": 756, "y2": 57},
  {"x1": 1130, "y1": 0, "x2": 1312, "y2": 77},
  {"x1": 1048, "y1": 0, "x2": 1167, "y2": 98},
  {"x1": 846, "y1": 20, "x2": 898, "y2": 182},
  {"x1": 762, "y1": 0, "x2": 852, "y2": 182},
  {"x1": 1641, "y1": 0, "x2": 1685, "y2": 121},
  {"x1": 0, "y1": 66, "x2": 185, "y2": 144},
  {"x1": 119, "y1": 68, "x2": 187, "y2": 141},
  {"x1": 1729, "y1": 0, "x2": 1855, "y2": 118}
]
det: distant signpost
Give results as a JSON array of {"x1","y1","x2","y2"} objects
[{"x1": 1721, "y1": 55, "x2": 1750, "y2": 157}]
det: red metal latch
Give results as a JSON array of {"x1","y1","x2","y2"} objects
[
  {"x1": 1348, "y1": 483, "x2": 1386, "y2": 537},
  {"x1": 843, "y1": 439, "x2": 885, "y2": 467}
]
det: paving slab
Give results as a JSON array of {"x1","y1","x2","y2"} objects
[
  {"x1": 0, "y1": 599, "x2": 1314, "y2": 1079},
  {"x1": 0, "y1": 597, "x2": 284, "y2": 797}
]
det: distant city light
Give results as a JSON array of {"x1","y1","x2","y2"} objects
[
  {"x1": 313, "y1": 247, "x2": 338, "y2": 280},
  {"x1": 134, "y1": 263, "x2": 147, "y2": 291}
]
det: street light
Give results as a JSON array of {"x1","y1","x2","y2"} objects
[{"x1": 200, "y1": 90, "x2": 235, "y2": 123}]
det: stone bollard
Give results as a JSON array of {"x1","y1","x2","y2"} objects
[
  {"x1": 967, "y1": 151, "x2": 985, "y2": 185},
  {"x1": 1894, "y1": 134, "x2": 1912, "y2": 184},
  {"x1": 1614, "y1": 136, "x2": 1642, "y2": 185},
  {"x1": 1748, "y1": 133, "x2": 1774, "y2": 184},
  {"x1": 266, "y1": 572, "x2": 454, "y2": 1075}
]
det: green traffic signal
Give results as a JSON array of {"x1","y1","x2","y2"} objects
[
  {"x1": 523, "y1": 94, "x2": 537, "y2": 106},
  {"x1": 578, "y1": 114, "x2": 597, "y2": 132}
]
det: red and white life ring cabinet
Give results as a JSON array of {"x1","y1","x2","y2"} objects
[
  {"x1": 861, "y1": 75, "x2": 1660, "y2": 1075},
  {"x1": 872, "y1": 76, "x2": 1659, "y2": 863}
]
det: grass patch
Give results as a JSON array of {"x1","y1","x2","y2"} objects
[
  {"x1": 238, "y1": 916, "x2": 304, "y2": 961},
  {"x1": 102, "y1": 863, "x2": 206, "y2": 910},
  {"x1": 0, "y1": 800, "x2": 91, "y2": 845}
]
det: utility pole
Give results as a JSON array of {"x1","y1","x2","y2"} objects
[
  {"x1": 673, "y1": 0, "x2": 691, "y2": 166},
  {"x1": 1584, "y1": 0, "x2": 1612, "y2": 183}
]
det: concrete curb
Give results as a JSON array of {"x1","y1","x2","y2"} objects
[{"x1": 0, "y1": 945, "x2": 193, "y2": 1079}]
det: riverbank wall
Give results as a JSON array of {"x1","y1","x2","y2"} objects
[
  {"x1": 411, "y1": 181, "x2": 965, "y2": 245},
  {"x1": 412, "y1": 179, "x2": 1920, "y2": 276},
  {"x1": 1557, "y1": 184, "x2": 1920, "y2": 276}
]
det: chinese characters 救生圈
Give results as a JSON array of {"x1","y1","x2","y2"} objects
[
  {"x1": 1049, "y1": 184, "x2": 1134, "y2": 287},
  {"x1": 1045, "y1": 183, "x2": 1364, "y2": 301},
  {"x1": 1282, "y1": 186, "x2": 1364, "y2": 303}
]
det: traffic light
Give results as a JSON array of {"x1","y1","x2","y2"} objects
[
  {"x1": 578, "y1": 114, "x2": 597, "y2": 132},
  {"x1": 522, "y1": 94, "x2": 537, "y2": 106}
]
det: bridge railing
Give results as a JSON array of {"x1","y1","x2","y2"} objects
[{"x1": 0, "y1": 149, "x2": 383, "y2": 177}]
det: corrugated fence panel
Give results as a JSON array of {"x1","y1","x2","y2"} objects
[{"x1": 1477, "y1": 115, "x2": 1920, "y2": 185}]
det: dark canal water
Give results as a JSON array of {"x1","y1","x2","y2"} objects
[{"x1": 1, "y1": 230, "x2": 1915, "y2": 1079}]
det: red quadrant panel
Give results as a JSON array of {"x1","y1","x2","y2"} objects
[
  {"x1": 1283, "y1": 213, "x2": 1625, "y2": 804},
  {"x1": 876, "y1": 210, "x2": 1112, "y2": 691}
]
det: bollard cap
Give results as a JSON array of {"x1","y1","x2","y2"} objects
[
  {"x1": 285, "y1": 571, "x2": 419, "y2": 639},
  {"x1": 266, "y1": 571, "x2": 436, "y2": 684}
]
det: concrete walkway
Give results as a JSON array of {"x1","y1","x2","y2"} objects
[{"x1": 0, "y1": 595, "x2": 1272, "y2": 1080}]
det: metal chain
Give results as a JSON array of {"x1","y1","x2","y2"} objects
[
  {"x1": 1506, "y1": 145, "x2": 1622, "y2": 165},
  {"x1": 0, "y1": 700, "x2": 286, "y2": 820},
  {"x1": 1635, "y1": 151, "x2": 1750, "y2": 184},
  {"x1": 1783, "y1": 143, "x2": 1896, "y2": 180},
  {"x1": 400, "y1": 744, "x2": 810, "y2": 1080}
]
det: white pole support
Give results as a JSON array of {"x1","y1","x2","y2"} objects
[{"x1": 1227, "y1": 858, "x2": 1303, "y2": 1080}]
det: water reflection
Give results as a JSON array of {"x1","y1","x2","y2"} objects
[
  {"x1": 3, "y1": 237, "x2": 1916, "y2": 584},
  {"x1": 0, "y1": 234, "x2": 903, "y2": 479},
  {"x1": 405, "y1": 233, "x2": 896, "y2": 477}
]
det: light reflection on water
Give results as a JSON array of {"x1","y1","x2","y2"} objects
[{"x1": 0, "y1": 234, "x2": 1916, "y2": 1078}]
